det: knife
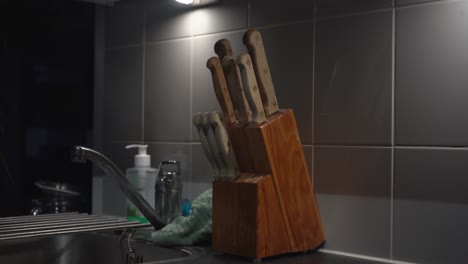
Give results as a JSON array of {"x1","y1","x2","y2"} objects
[
  {"x1": 206, "y1": 57, "x2": 237, "y2": 125},
  {"x1": 209, "y1": 111, "x2": 239, "y2": 181},
  {"x1": 214, "y1": 38, "x2": 233, "y2": 61},
  {"x1": 201, "y1": 112, "x2": 227, "y2": 178},
  {"x1": 222, "y1": 55, "x2": 252, "y2": 126},
  {"x1": 192, "y1": 113, "x2": 220, "y2": 180},
  {"x1": 236, "y1": 53, "x2": 267, "y2": 125},
  {"x1": 243, "y1": 29, "x2": 279, "y2": 116}
]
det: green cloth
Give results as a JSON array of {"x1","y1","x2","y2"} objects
[{"x1": 149, "y1": 189, "x2": 212, "y2": 246}]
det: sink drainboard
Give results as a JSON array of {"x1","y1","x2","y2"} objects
[
  {"x1": 0, "y1": 212, "x2": 205, "y2": 264},
  {"x1": 0, "y1": 212, "x2": 151, "y2": 242}
]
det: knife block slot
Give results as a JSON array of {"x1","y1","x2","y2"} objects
[{"x1": 212, "y1": 109, "x2": 325, "y2": 260}]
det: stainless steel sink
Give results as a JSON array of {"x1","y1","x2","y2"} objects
[{"x1": 0, "y1": 232, "x2": 204, "y2": 264}]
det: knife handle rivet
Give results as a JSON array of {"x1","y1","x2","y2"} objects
[
  {"x1": 263, "y1": 68, "x2": 269, "y2": 74},
  {"x1": 273, "y1": 101, "x2": 277, "y2": 106},
  {"x1": 253, "y1": 85, "x2": 258, "y2": 91},
  {"x1": 247, "y1": 59, "x2": 251, "y2": 66}
]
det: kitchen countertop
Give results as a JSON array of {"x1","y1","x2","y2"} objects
[
  {"x1": 136, "y1": 230, "x2": 382, "y2": 264},
  {"x1": 185, "y1": 245, "x2": 383, "y2": 264}
]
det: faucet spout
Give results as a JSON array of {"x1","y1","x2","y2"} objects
[{"x1": 71, "y1": 146, "x2": 165, "y2": 230}]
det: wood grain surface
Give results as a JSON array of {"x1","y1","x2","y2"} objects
[
  {"x1": 243, "y1": 29, "x2": 279, "y2": 116},
  {"x1": 214, "y1": 38, "x2": 233, "y2": 61},
  {"x1": 237, "y1": 53, "x2": 267, "y2": 125},
  {"x1": 222, "y1": 55, "x2": 252, "y2": 126},
  {"x1": 213, "y1": 109, "x2": 325, "y2": 259},
  {"x1": 212, "y1": 174, "x2": 292, "y2": 259},
  {"x1": 206, "y1": 57, "x2": 237, "y2": 125}
]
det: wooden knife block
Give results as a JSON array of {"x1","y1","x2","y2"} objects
[{"x1": 212, "y1": 109, "x2": 325, "y2": 260}]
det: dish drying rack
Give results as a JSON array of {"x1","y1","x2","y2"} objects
[{"x1": 0, "y1": 212, "x2": 151, "y2": 242}]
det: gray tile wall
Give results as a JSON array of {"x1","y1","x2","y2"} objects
[{"x1": 95, "y1": 0, "x2": 468, "y2": 263}]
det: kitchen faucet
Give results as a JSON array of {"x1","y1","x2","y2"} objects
[{"x1": 71, "y1": 145, "x2": 165, "y2": 230}]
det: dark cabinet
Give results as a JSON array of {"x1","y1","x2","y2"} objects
[{"x1": 0, "y1": 0, "x2": 95, "y2": 216}]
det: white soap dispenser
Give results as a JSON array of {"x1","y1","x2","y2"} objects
[{"x1": 125, "y1": 144, "x2": 158, "y2": 223}]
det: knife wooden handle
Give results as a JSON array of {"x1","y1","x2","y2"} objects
[
  {"x1": 209, "y1": 111, "x2": 239, "y2": 181},
  {"x1": 222, "y1": 55, "x2": 252, "y2": 126},
  {"x1": 192, "y1": 113, "x2": 220, "y2": 179},
  {"x1": 236, "y1": 53, "x2": 267, "y2": 125},
  {"x1": 201, "y1": 112, "x2": 227, "y2": 178},
  {"x1": 243, "y1": 29, "x2": 279, "y2": 116},
  {"x1": 206, "y1": 57, "x2": 237, "y2": 125},
  {"x1": 214, "y1": 39, "x2": 233, "y2": 61}
]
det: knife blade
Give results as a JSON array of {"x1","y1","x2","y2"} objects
[
  {"x1": 222, "y1": 55, "x2": 252, "y2": 126},
  {"x1": 192, "y1": 113, "x2": 220, "y2": 180},
  {"x1": 243, "y1": 29, "x2": 279, "y2": 116},
  {"x1": 206, "y1": 57, "x2": 237, "y2": 125},
  {"x1": 201, "y1": 112, "x2": 227, "y2": 179},
  {"x1": 236, "y1": 53, "x2": 267, "y2": 125},
  {"x1": 214, "y1": 38, "x2": 233, "y2": 61},
  {"x1": 209, "y1": 111, "x2": 239, "y2": 181}
]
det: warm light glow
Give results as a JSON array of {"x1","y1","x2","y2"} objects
[
  {"x1": 175, "y1": 0, "x2": 193, "y2": 5},
  {"x1": 173, "y1": 0, "x2": 215, "y2": 6},
  {"x1": 190, "y1": 9, "x2": 210, "y2": 35}
]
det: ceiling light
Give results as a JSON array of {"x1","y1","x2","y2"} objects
[
  {"x1": 173, "y1": 0, "x2": 218, "y2": 6},
  {"x1": 175, "y1": 0, "x2": 195, "y2": 4}
]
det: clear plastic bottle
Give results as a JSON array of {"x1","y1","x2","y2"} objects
[{"x1": 125, "y1": 144, "x2": 158, "y2": 223}]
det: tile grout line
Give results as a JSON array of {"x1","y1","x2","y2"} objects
[
  {"x1": 320, "y1": 249, "x2": 417, "y2": 264},
  {"x1": 254, "y1": 19, "x2": 314, "y2": 31},
  {"x1": 188, "y1": 21, "x2": 195, "y2": 200},
  {"x1": 107, "y1": 22, "x2": 316, "y2": 52},
  {"x1": 311, "y1": 4, "x2": 317, "y2": 184},
  {"x1": 314, "y1": 144, "x2": 393, "y2": 148},
  {"x1": 105, "y1": 0, "x2": 461, "y2": 50},
  {"x1": 141, "y1": 7, "x2": 147, "y2": 143},
  {"x1": 390, "y1": 2, "x2": 396, "y2": 260},
  {"x1": 304, "y1": 144, "x2": 468, "y2": 149},
  {"x1": 105, "y1": 43, "x2": 144, "y2": 52},
  {"x1": 104, "y1": 1, "x2": 456, "y2": 52},
  {"x1": 395, "y1": 145, "x2": 468, "y2": 149},
  {"x1": 396, "y1": 0, "x2": 464, "y2": 9},
  {"x1": 111, "y1": 141, "x2": 194, "y2": 145},
  {"x1": 247, "y1": 1, "x2": 251, "y2": 28},
  {"x1": 316, "y1": 7, "x2": 394, "y2": 21},
  {"x1": 314, "y1": 0, "x2": 461, "y2": 21}
]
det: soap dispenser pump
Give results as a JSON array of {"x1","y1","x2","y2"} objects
[{"x1": 125, "y1": 144, "x2": 158, "y2": 223}]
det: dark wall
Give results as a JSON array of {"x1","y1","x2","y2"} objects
[{"x1": 0, "y1": 0, "x2": 95, "y2": 216}]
